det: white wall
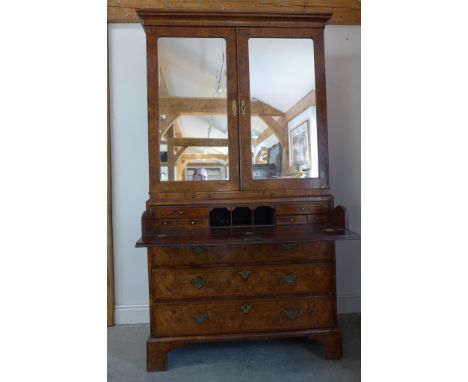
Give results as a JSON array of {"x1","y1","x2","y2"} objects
[
  {"x1": 325, "y1": 27, "x2": 361, "y2": 312},
  {"x1": 108, "y1": 24, "x2": 150, "y2": 324},
  {"x1": 108, "y1": 24, "x2": 361, "y2": 324}
]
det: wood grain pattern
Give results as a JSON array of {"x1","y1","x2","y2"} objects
[
  {"x1": 276, "y1": 202, "x2": 328, "y2": 215},
  {"x1": 150, "y1": 241, "x2": 333, "y2": 267},
  {"x1": 132, "y1": 10, "x2": 359, "y2": 372},
  {"x1": 152, "y1": 217, "x2": 209, "y2": 228},
  {"x1": 276, "y1": 215, "x2": 308, "y2": 225},
  {"x1": 139, "y1": 223, "x2": 359, "y2": 247},
  {"x1": 108, "y1": 1, "x2": 360, "y2": 25},
  {"x1": 145, "y1": 26, "x2": 240, "y2": 193},
  {"x1": 152, "y1": 206, "x2": 209, "y2": 218},
  {"x1": 237, "y1": 27, "x2": 330, "y2": 191},
  {"x1": 152, "y1": 296, "x2": 335, "y2": 336},
  {"x1": 148, "y1": 189, "x2": 332, "y2": 203},
  {"x1": 147, "y1": 327, "x2": 342, "y2": 371},
  {"x1": 152, "y1": 263, "x2": 334, "y2": 300}
]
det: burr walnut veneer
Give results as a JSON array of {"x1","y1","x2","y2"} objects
[{"x1": 136, "y1": 9, "x2": 358, "y2": 371}]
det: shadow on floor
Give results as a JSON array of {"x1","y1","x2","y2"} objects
[{"x1": 108, "y1": 313, "x2": 360, "y2": 382}]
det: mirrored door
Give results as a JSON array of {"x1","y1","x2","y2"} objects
[
  {"x1": 147, "y1": 27, "x2": 239, "y2": 193},
  {"x1": 237, "y1": 28, "x2": 329, "y2": 190}
]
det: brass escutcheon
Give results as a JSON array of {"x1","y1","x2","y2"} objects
[
  {"x1": 238, "y1": 270, "x2": 251, "y2": 281},
  {"x1": 281, "y1": 273, "x2": 298, "y2": 284},
  {"x1": 191, "y1": 246, "x2": 206, "y2": 256},
  {"x1": 283, "y1": 308, "x2": 299, "y2": 320},
  {"x1": 232, "y1": 100, "x2": 238, "y2": 117},
  {"x1": 281, "y1": 243, "x2": 296, "y2": 252},
  {"x1": 240, "y1": 304, "x2": 251, "y2": 314},
  {"x1": 240, "y1": 99, "x2": 247, "y2": 115},
  {"x1": 191, "y1": 277, "x2": 206, "y2": 289},
  {"x1": 192, "y1": 313, "x2": 208, "y2": 324}
]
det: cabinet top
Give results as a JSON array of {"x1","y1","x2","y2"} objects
[{"x1": 136, "y1": 9, "x2": 332, "y2": 28}]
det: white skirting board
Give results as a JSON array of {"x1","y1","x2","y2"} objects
[
  {"x1": 114, "y1": 294, "x2": 361, "y2": 325},
  {"x1": 114, "y1": 304, "x2": 150, "y2": 325}
]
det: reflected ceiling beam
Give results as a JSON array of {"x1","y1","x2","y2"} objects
[
  {"x1": 253, "y1": 99, "x2": 283, "y2": 116},
  {"x1": 284, "y1": 90, "x2": 316, "y2": 122},
  {"x1": 259, "y1": 115, "x2": 286, "y2": 147},
  {"x1": 172, "y1": 138, "x2": 228, "y2": 147},
  {"x1": 160, "y1": 113, "x2": 181, "y2": 137},
  {"x1": 180, "y1": 153, "x2": 228, "y2": 161},
  {"x1": 166, "y1": 126, "x2": 175, "y2": 181},
  {"x1": 185, "y1": 162, "x2": 226, "y2": 168},
  {"x1": 174, "y1": 146, "x2": 188, "y2": 163},
  {"x1": 160, "y1": 97, "x2": 284, "y2": 116},
  {"x1": 159, "y1": 68, "x2": 182, "y2": 138},
  {"x1": 253, "y1": 127, "x2": 274, "y2": 146}
]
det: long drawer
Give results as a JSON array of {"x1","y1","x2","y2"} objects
[
  {"x1": 152, "y1": 263, "x2": 333, "y2": 301},
  {"x1": 150, "y1": 241, "x2": 333, "y2": 267},
  {"x1": 152, "y1": 296, "x2": 335, "y2": 337}
]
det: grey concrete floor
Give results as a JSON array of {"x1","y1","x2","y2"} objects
[{"x1": 108, "y1": 313, "x2": 360, "y2": 382}]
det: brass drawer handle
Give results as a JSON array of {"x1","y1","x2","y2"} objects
[
  {"x1": 238, "y1": 270, "x2": 251, "y2": 281},
  {"x1": 281, "y1": 273, "x2": 298, "y2": 284},
  {"x1": 240, "y1": 304, "x2": 251, "y2": 314},
  {"x1": 191, "y1": 246, "x2": 206, "y2": 255},
  {"x1": 232, "y1": 100, "x2": 238, "y2": 117},
  {"x1": 178, "y1": 210, "x2": 184, "y2": 215},
  {"x1": 240, "y1": 99, "x2": 247, "y2": 115},
  {"x1": 190, "y1": 220, "x2": 197, "y2": 225},
  {"x1": 283, "y1": 308, "x2": 299, "y2": 320},
  {"x1": 280, "y1": 243, "x2": 296, "y2": 252},
  {"x1": 191, "y1": 277, "x2": 206, "y2": 289},
  {"x1": 192, "y1": 313, "x2": 208, "y2": 324}
]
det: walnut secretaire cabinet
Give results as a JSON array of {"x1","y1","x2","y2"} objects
[{"x1": 135, "y1": 9, "x2": 359, "y2": 371}]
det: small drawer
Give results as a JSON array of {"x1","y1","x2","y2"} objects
[
  {"x1": 150, "y1": 241, "x2": 333, "y2": 267},
  {"x1": 177, "y1": 218, "x2": 209, "y2": 227},
  {"x1": 152, "y1": 263, "x2": 334, "y2": 301},
  {"x1": 152, "y1": 296, "x2": 335, "y2": 337},
  {"x1": 154, "y1": 207, "x2": 209, "y2": 219},
  {"x1": 153, "y1": 218, "x2": 209, "y2": 228},
  {"x1": 276, "y1": 203, "x2": 328, "y2": 216},
  {"x1": 277, "y1": 215, "x2": 307, "y2": 225},
  {"x1": 307, "y1": 214, "x2": 328, "y2": 224},
  {"x1": 153, "y1": 219, "x2": 178, "y2": 228}
]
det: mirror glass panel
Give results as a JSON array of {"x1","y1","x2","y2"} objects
[
  {"x1": 248, "y1": 38, "x2": 319, "y2": 179},
  {"x1": 158, "y1": 37, "x2": 229, "y2": 181}
]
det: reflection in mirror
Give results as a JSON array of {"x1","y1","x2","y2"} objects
[
  {"x1": 249, "y1": 38, "x2": 319, "y2": 179},
  {"x1": 158, "y1": 37, "x2": 229, "y2": 181}
]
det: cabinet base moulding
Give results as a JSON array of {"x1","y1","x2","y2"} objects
[{"x1": 146, "y1": 328, "x2": 342, "y2": 371}]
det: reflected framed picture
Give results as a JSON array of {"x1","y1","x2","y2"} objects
[{"x1": 289, "y1": 120, "x2": 311, "y2": 170}]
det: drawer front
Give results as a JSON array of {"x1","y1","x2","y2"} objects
[
  {"x1": 307, "y1": 214, "x2": 328, "y2": 224},
  {"x1": 152, "y1": 263, "x2": 333, "y2": 301},
  {"x1": 276, "y1": 203, "x2": 328, "y2": 216},
  {"x1": 153, "y1": 218, "x2": 209, "y2": 228},
  {"x1": 277, "y1": 215, "x2": 307, "y2": 225},
  {"x1": 150, "y1": 241, "x2": 333, "y2": 267},
  {"x1": 154, "y1": 207, "x2": 208, "y2": 219},
  {"x1": 152, "y1": 296, "x2": 335, "y2": 337}
]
